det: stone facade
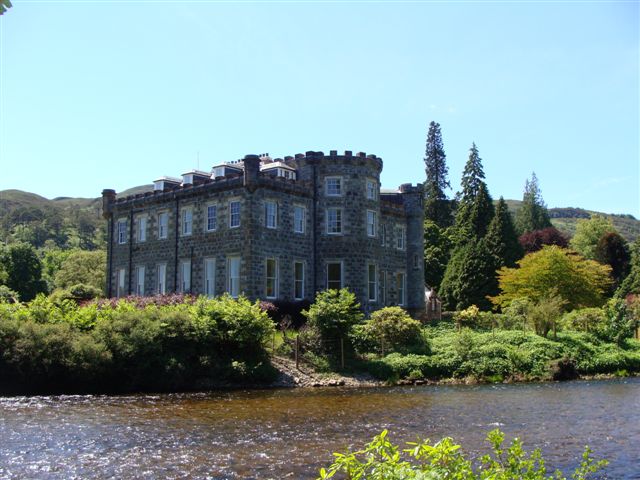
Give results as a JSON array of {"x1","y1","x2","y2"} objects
[{"x1": 102, "y1": 151, "x2": 425, "y2": 316}]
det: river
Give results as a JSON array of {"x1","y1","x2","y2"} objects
[{"x1": 0, "y1": 378, "x2": 638, "y2": 479}]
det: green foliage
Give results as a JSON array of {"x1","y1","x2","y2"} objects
[
  {"x1": 570, "y1": 215, "x2": 616, "y2": 261},
  {"x1": 439, "y1": 239, "x2": 496, "y2": 311},
  {"x1": 455, "y1": 143, "x2": 494, "y2": 240},
  {"x1": 363, "y1": 322, "x2": 640, "y2": 383},
  {"x1": 54, "y1": 249, "x2": 106, "y2": 292},
  {"x1": 454, "y1": 305, "x2": 480, "y2": 329},
  {"x1": 0, "y1": 243, "x2": 48, "y2": 301},
  {"x1": 561, "y1": 308, "x2": 606, "y2": 334},
  {"x1": 303, "y1": 289, "x2": 364, "y2": 341},
  {"x1": 595, "y1": 231, "x2": 630, "y2": 290},
  {"x1": 0, "y1": 285, "x2": 19, "y2": 303},
  {"x1": 0, "y1": 295, "x2": 276, "y2": 393},
  {"x1": 492, "y1": 246, "x2": 612, "y2": 311},
  {"x1": 423, "y1": 121, "x2": 453, "y2": 228},
  {"x1": 524, "y1": 295, "x2": 566, "y2": 338},
  {"x1": 318, "y1": 428, "x2": 607, "y2": 480},
  {"x1": 423, "y1": 220, "x2": 453, "y2": 290},
  {"x1": 515, "y1": 172, "x2": 552, "y2": 235},
  {"x1": 353, "y1": 307, "x2": 423, "y2": 354},
  {"x1": 485, "y1": 197, "x2": 523, "y2": 268},
  {"x1": 616, "y1": 238, "x2": 640, "y2": 297}
]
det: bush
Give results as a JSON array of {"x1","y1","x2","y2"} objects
[
  {"x1": 561, "y1": 308, "x2": 607, "y2": 333},
  {"x1": 303, "y1": 289, "x2": 363, "y2": 341},
  {"x1": 0, "y1": 285, "x2": 19, "y2": 303},
  {"x1": 0, "y1": 294, "x2": 277, "y2": 394},
  {"x1": 361, "y1": 306, "x2": 424, "y2": 353}
]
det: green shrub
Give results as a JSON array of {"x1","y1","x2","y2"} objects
[
  {"x1": 352, "y1": 306, "x2": 425, "y2": 355},
  {"x1": 303, "y1": 289, "x2": 364, "y2": 341},
  {"x1": 0, "y1": 285, "x2": 19, "y2": 303}
]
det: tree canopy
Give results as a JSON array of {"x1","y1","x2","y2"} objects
[
  {"x1": 484, "y1": 197, "x2": 523, "y2": 269},
  {"x1": 439, "y1": 239, "x2": 496, "y2": 311},
  {"x1": 515, "y1": 172, "x2": 551, "y2": 235},
  {"x1": 570, "y1": 215, "x2": 616, "y2": 260},
  {"x1": 423, "y1": 121, "x2": 452, "y2": 228},
  {"x1": 491, "y1": 245, "x2": 612, "y2": 311},
  {"x1": 519, "y1": 227, "x2": 568, "y2": 253},
  {"x1": 455, "y1": 143, "x2": 494, "y2": 240},
  {"x1": 0, "y1": 243, "x2": 47, "y2": 301}
]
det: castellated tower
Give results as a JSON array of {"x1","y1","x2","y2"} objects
[{"x1": 102, "y1": 150, "x2": 425, "y2": 317}]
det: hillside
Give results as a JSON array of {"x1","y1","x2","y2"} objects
[{"x1": 503, "y1": 199, "x2": 640, "y2": 243}]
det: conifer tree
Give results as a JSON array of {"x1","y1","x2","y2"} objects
[
  {"x1": 515, "y1": 172, "x2": 551, "y2": 235},
  {"x1": 455, "y1": 143, "x2": 494, "y2": 240},
  {"x1": 484, "y1": 197, "x2": 523, "y2": 269},
  {"x1": 439, "y1": 239, "x2": 495, "y2": 311},
  {"x1": 423, "y1": 121, "x2": 452, "y2": 228}
]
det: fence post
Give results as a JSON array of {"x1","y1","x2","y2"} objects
[
  {"x1": 272, "y1": 331, "x2": 276, "y2": 353},
  {"x1": 295, "y1": 334, "x2": 299, "y2": 370},
  {"x1": 340, "y1": 337, "x2": 345, "y2": 370}
]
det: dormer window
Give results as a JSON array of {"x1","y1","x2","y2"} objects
[
  {"x1": 213, "y1": 167, "x2": 225, "y2": 178},
  {"x1": 182, "y1": 174, "x2": 194, "y2": 185},
  {"x1": 325, "y1": 177, "x2": 342, "y2": 196}
]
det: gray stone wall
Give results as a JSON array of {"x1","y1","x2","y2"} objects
[{"x1": 104, "y1": 151, "x2": 425, "y2": 316}]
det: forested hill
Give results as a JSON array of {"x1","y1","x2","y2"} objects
[
  {"x1": 1, "y1": 188, "x2": 639, "y2": 249},
  {"x1": 503, "y1": 199, "x2": 640, "y2": 243},
  {"x1": 0, "y1": 186, "x2": 152, "y2": 250}
]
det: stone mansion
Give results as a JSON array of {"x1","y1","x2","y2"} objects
[{"x1": 102, "y1": 150, "x2": 425, "y2": 315}]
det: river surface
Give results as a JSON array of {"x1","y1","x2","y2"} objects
[{"x1": 0, "y1": 378, "x2": 638, "y2": 479}]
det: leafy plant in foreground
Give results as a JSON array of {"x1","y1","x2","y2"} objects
[{"x1": 318, "y1": 428, "x2": 607, "y2": 480}]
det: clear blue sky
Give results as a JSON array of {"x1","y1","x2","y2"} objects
[{"x1": 1, "y1": 1, "x2": 638, "y2": 216}]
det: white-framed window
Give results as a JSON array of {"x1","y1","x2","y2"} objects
[
  {"x1": 204, "y1": 258, "x2": 216, "y2": 297},
  {"x1": 229, "y1": 201, "x2": 241, "y2": 228},
  {"x1": 227, "y1": 256, "x2": 241, "y2": 298},
  {"x1": 265, "y1": 201, "x2": 277, "y2": 229},
  {"x1": 397, "y1": 272, "x2": 406, "y2": 306},
  {"x1": 158, "y1": 212, "x2": 168, "y2": 240},
  {"x1": 156, "y1": 263, "x2": 167, "y2": 295},
  {"x1": 179, "y1": 259, "x2": 191, "y2": 293},
  {"x1": 116, "y1": 268, "x2": 126, "y2": 298},
  {"x1": 294, "y1": 261, "x2": 304, "y2": 300},
  {"x1": 265, "y1": 258, "x2": 278, "y2": 299},
  {"x1": 136, "y1": 216, "x2": 147, "y2": 243},
  {"x1": 326, "y1": 262, "x2": 343, "y2": 290},
  {"x1": 396, "y1": 225, "x2": 406, "y2": 250},
  {"x1": 117, "y1": 219, "x2": 127, "y2": 244},
  {"x1": 368, "y1": 263, "x2": 377, "y2": 302},
  {"x1": 381, "y1": 271, "x2": 387, "y2": 305},
  {"x1": 135, "y1": 265, "x2": 145, "y2": 296},
  {"x1": 366, "y1": 180, "x2": 377, "y2": 200},
  {"x1": 294, "y1": 205, "x2": 306, "y2": 234},
  {"x1": 213, "y1": 166, "x2": 225, "y2": 178},
  {"x1": 381, "y1": 224, "x2": 386, "y2": 246},
  {"x1": 366, "y1": 210, "x2": 377, "y2": 237},
  {"x1": 325, "y1": 176, "x2": 342, "y2": 196},
  {"x1": 181, "y1": 207, "x2": 193, "y2": 236},
  {"x1": 206, "y1": 205, "x2": 218, "y2": 232},
  {"x1": 327, "y1": 208, "x2": 342, "y2": 235}
]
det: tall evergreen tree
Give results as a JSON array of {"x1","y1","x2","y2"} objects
[
  {"x1": 515, "y1": 172, "x2": 551, "y2": 235},
  {"x1": 455, "y1": 143, "x2": 494, "y2": 240},
  {"x1": 484, "y1": 197, "x2": 523, "y2": 269},
  {"x1": 439, "y1": 239, "x2": 496, "y2": 311},
  {"x1": 423, "y1": 121, "x2": 452, "y2": 227}
]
